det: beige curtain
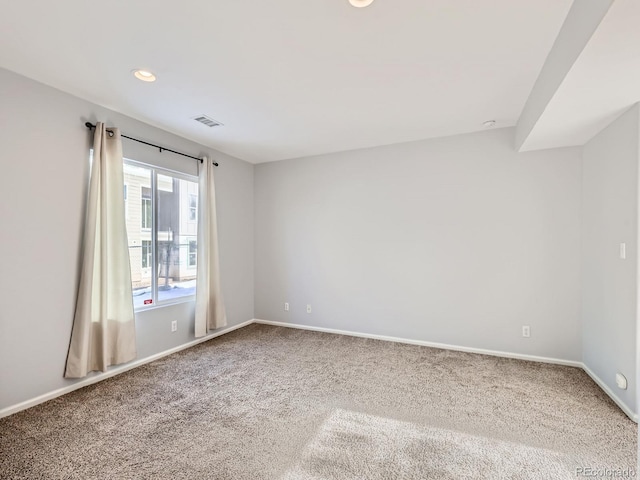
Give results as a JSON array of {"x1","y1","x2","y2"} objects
[
  {"x1": 195, "y1": 156, "x2": 227, "y2": 337},
  {"x1": 65, "y1": 123, "x2": 137, "y2": 378}
]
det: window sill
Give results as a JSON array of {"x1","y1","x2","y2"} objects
[{"x1": 134, "y1": 295, "x2": 196, "y2": 313}]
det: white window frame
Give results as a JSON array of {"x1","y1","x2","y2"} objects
[{"x1": 124, "y1": 158, "x2": 198, "y2": 310}]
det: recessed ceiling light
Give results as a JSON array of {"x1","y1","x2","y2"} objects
[
  {"x1": 483, "y1": 120, "x2": 496, "y2": 128},
  {"x1": 133, "y1": 69, "x2": 156, "y2": 82},
  {"x1": 349, "y1": 0, "x2": 374, "y2": 7}
]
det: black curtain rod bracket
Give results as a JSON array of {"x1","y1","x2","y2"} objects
[{"x1": 84, "y1": 122, "x2": 218, "y2": 166}]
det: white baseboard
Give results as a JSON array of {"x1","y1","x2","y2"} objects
[
  {"x1": 582, "y1": 364, "x2": 638, "y2": 423},
  {"x1": 254, "y1": 319, "x2": 638, "y2": 423},
  {"x1": 3, "y1": 318, "x2": 637, "y2": 425},
  {"x1": 254, "y1": 319, "x2": 583, "y2": 368},
  {"x1": 0, "y1": 319, "x2": 254, "y2": 419}
]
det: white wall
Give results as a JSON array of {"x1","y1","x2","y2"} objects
[
  {"x1": 3, "y1": 64, "x2": 636, "y2": 419},
  {"x1": 0, "y1": 68, "x2": 254, "y2": 411},
  {"x1": 582, "y1": 103, "x2": 639, "y2": 415},
  {"x1": 254, "y1": 128, "x2": 582, "y2": 361}
]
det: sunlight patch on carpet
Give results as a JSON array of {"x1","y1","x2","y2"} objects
[{"x1": 281, "y1": 409, "x2": 579, "y2": 480}]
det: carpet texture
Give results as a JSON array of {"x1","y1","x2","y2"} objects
[
  {"x1": 0, "y1": 324, "x2": 636, "y2": 479},
  {"x1": 282, "y1": 409, "x2": 578, "y2": 480}
]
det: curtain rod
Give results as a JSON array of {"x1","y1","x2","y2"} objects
[{"x1": 84, "y1": 122, "x2": 219, "y2": 167}]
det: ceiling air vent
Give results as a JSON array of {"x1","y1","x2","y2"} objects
[{"x1": 193, "y1": 115, "x2": 223, "y2": 128}]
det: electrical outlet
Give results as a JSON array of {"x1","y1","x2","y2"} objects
[
  {"x1": 284, "y1": 302, "x2": 289, "y2": 312},
  {"x1": 306, "y1": 304, "x2": 312, "y2": 314},
  {"x1": 522, "y1": 325, "x2": 530, "y2": 338},
  {"x1": 171, "y1": 320, "x2": 177, "y2": 332}
]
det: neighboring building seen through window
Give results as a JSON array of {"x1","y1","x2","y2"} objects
[
  {"x1": 123, "y1": 161, "x2": 198, "y2": 309},
  {"x1": 188, "y1": 239, "x2": 197, "y2": 267},
  {"x1": 141, "y1": 187, "x2": 152, "y2": 229},
  {"x1": 189, "y1": 194, "x2": 197, "y2": 221},
  {"x1": 141, "y1": 240, "x2": 152, "y2": 269}
]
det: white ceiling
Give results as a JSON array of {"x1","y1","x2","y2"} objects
[
  {"x1": 0, "y1": 0, "x2": 572, "y2": 163},
  {"x1": 518, "y1": 0, "x2": 640, "y2": 152}
]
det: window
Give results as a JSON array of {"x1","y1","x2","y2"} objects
[
  {"x1": 141, "y1": 240, "x2": 152, "y2": 269},
  {"x1": 123, "y1": 161, "x2": 198, "y2": 309},
  {"x1": 141, "y1": 188, "x2": 152, "y2": 229},
  {"x1": 188, "y1": 239, "x2": 197, "y2": 267},
  {"x1": 189, "y1": 194, "x2": 197, "y2": 221}
]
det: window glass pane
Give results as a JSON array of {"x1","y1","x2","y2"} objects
[
  {"x1": 188, "y1": 240, "x2": 197, "y2": 267},
  {"x1": 189, "y1": 194, "x2": 197, "y2": 221},
  {"x1": 123, "y1": 163, "x2": 153, "y2": 309},
  {"x1": 157, "y1": 176, "x2": 198, "y2": 303},
  {"x1": 141, "y1": 188, "x2": 152, "y2": 229},
  {"x1": 142, "y1": 240, "x2": 152, "y2": 268}
]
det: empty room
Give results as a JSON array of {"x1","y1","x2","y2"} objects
[{"x1": 0, "y1": 0, "x2": 638, "y2": 479}]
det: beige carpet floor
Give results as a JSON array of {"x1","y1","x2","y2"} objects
[{"x1": 0, "y1": 324, "x2": 636, "y2": 479}]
